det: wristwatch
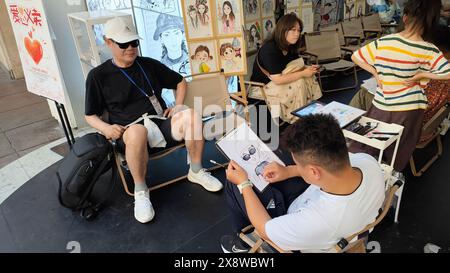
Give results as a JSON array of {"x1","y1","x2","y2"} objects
[{"x1": 237, "y1": 180, "x2": 253, "y2": 194}]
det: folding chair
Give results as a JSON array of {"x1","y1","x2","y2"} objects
[
  {"x1": 115, "y1": 71, "x2": 245, "y2": 196},
  {"x1": 410, "y1": 104, "x2": 450, "y2": 177},
  {"x1": 303, "y1": 29, "x2": 358, "y2": 93},
  {"x1": 362, "y1": 13, "x2": 397, "y2": 37},
  {"x1": 320, "y1": 23, "x2": 362, "y2": 55},
  {"x1": 239, "y1": 180, "x2": 403, "y2": 253},
  {"x1": 341, "y1": 17, "x2": 380, "y2": 46}
]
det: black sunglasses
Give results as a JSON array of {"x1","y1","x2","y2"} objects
[{"x1": 112, "y1": 39, "x2": 139, "y2": 49}]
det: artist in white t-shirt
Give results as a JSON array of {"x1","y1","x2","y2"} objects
[{"x1": 220, "y1": 114, "x2": 385, "y2": 253}]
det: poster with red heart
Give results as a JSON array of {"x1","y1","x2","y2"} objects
[{"x1": 6, "y1": 0, "x2": 66, "y2": 104}]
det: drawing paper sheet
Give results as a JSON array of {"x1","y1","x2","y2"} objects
[{"x1": 216, "y1": 122, "x2": 285, "y2": 192}]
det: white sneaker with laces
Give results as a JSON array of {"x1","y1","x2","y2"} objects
[
  {"x1": 134, "y1": 190, "x2": 155, "y2": 223},
  {"x1": 187, "y1": 169, "x2": 223, "y2": 192}
]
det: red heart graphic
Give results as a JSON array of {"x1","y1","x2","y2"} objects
[{"x1": 24, "y1": 36, "x2": 43, "y2": 64}]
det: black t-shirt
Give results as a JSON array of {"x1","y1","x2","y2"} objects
[
  {"x1": 85, "y1": 56, "x2": 183, "y2": 126},
  {"x1": 250, "y1": 40, "x2": 299, "y2": 84}
]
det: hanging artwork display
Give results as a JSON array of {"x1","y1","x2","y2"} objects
[
  {"x1": 182, "y1": 0, "x2": 247, "y2": 76},
  {"x1": 243, "y1": 0, "x2": 276, "y2": 54}
]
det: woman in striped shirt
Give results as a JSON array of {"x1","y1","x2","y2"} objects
[{"x1": 351, "y1": 0, "x2": 450, "y2": 171}]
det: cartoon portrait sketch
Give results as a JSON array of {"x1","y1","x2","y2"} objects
[
  {"x1": 189, "y1": 41, "x2": 218, "y2": 74},
  {"x1": 245, "y1": 22, "x2": 262, "y2": 51},
  {"x1": 183, "y1": 0, "x2": 213, "y2": 39},
  {"x1": 217, "y1": 0, "x2": 242, "y2": 35},
  {"x1": 243, "y1": 0, "x2": 259, "y2": 22},
  {"x1": 196, "y1": 0, "x2": 210, "y2": 25},
  {"x1": 239, "y1": 144, "x2": 270, "y2": 183},
  {"x1": 219, "y1": 37, "x2": 244, "y2": 74},
  {"x1": 261, "y1": 0, "x2": 274, "y2": 17},
  {"x1": 263, "y1": 18, "x2": 274, "y2": 40},
  {"x1": 344, "y1": 0, "x2": 356, "y2": 19},
  {"x1": 153, "y1": 13, "x2": 190, "y2": 76},
  {"x1": 313, "y1": 0, "x2": 340, "y2": 29}
]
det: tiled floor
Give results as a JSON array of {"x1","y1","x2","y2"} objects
[
  {"x1": 0, "y1": 69, "x2": 65, "y2": 169},
  {"x1": 0, "y1": 68, "x2": 95, "y2": 204}
]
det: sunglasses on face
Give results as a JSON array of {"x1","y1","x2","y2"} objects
[
  {"x1": 242, "y1": 145, "x2": 257, "y2": 161},
  {"x1": 112, "y1": 39, "x2": 139, "y2": 49}
]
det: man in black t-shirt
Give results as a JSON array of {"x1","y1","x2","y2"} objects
[{"x1": 85, "y1": 17, "x2": 223, "y2": 224}]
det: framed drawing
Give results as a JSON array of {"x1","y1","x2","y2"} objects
[
  {"x1": 261, "y1": 0, "x2": 275, "y2": 18},
  {"x1": 182, "y1": 0, "x2": 214, "y2": 39},
  {"x1": 355, "y1": 0, "x2": 366, "y2": 17},
  {"x1": 262, "y1": 17, "x2": 275, "y2": 41},
  {"x1": 243, "y1": 0, "x2": 260, "y2": 22},
  {"x1": 245, "y1": 22, "x2": 263, "y2": 51},
  {"x1": 188, "y1": 40, "x2": 219, "y2": 74},
  {"x1": 218, "y1": 37, "x2": 245, "y2": 74},
  {"x1": 216, "y1": 0, "x2": 243, "y2": 35}
]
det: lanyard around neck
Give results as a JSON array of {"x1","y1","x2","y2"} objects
[{"x1": 112, "y1": 59, "x2": 155, "y2": 97}]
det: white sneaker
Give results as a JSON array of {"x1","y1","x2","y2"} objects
[
  {"x1": 187, "y1": 169, "x2": 223, "y2": 192},
  {"x1": 134, "y1": 190, "x2": 155, "y2": 223}
]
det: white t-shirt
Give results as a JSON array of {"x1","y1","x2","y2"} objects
[{"x1": 265, "y1": 153, "x2": 385, "y2": 253}]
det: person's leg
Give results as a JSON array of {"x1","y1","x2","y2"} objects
[
  {"x1": 123, "y1": 124, "x2": 149, "y2": 186},
  {"x1": 221, "y1": 180, "x2": 287, "y2": 253},
  {"x1": 170, "y1": 109, "x2": 223, "y2": 192},
  {"x1": 383, "y1": 109, "x2": 424, "y2": 171},
  {"x1": 122, "y1": 124, "x2": 154, "y2": 223}
]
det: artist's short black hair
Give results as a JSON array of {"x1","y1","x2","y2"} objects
[{"x1": 282, "y1": 114, "x2": 350, "y2": 173}]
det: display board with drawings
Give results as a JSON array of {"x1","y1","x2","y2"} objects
[
  {"x1": 243, "y1": 0, "x2": 276, "y2": 54},
  {"x1": 181, "y1": 0, "x2": 247, "y2": 76}
]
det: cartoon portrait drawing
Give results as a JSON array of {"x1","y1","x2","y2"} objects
[
  {"x1": 187, "y1": 5, "x2": 199, "y2": 30},
  {"x1": 221, "y1": 1, "x2": 236, "y2": 33},
  {"x1": 246, "y1": 23, "x2": 262, "y2": 50},
  {"x1": 217, "y1": 0, "x2": 242, "y2": 35},
  {"x1": 313, "y1": 0, "x2": 339, "y2": 29},
  {"x1": 184, "y1": 0, "x2": 214, "y2": 39},
  {"x1": 263, "y1": 18, "x2": 274, "y2": 40},
  {"x1": 153, "y1": 13, "x2": 190, "y2": 76},
  {"x1": 219, "y1": 37, "x2": 243, "y2": 74},
  {"x1": 237, "y1": 143, "x2": 271, "y2": 188},
  {"x1": 244, "y1": 0, "x2": 259, "y2": 21},
  {"x1": 196, "y1": 0, "x2": 210, "y2": 26},
  {"x1": 262, "y1": 0, "x2": 274, "y2": 17},
  {"x1": 190, "y1": 44, "x2": 217, "y2": 74}
]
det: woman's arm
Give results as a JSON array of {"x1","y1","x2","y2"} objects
[
  {"x1": 405, "y1": 72, "x2": 450, "y2": 86},
  {"x1": 351, "y1": 54, "x2": 382, "y2": 88},
  {"x1": 269, "y1": 66, "x2": 319, "y2": 85}
]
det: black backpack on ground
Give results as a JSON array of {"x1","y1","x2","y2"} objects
[{"x1": 57, "y1": 133, "x2": 114, "y2": 220}]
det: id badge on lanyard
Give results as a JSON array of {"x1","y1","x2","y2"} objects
[
  {"x1": 149, "y1": 95, "x2": 164, "y2": 117},
  {"x1": 113, "y1": 59, "x2": 165, "y2": 117}
]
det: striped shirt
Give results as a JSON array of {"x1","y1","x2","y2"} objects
[{"x1": 352, "y1": 34, "x2": 450, "y2": 111}]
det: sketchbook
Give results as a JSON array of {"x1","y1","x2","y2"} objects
[{"x1": 215, "y1": 122, "x2": 285, "y2": 192}]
